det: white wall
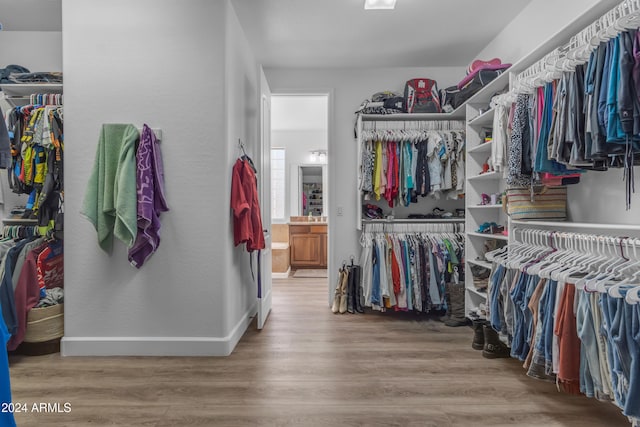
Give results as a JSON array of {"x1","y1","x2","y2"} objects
[
  {"x1": 271, "y1": 129, "x2": 327, "y2": 220},
  {"x1": 0, "y1": 31, "x2": 62, "y2": 72},
  {"x1": 476, "y1": 0, "x2": 640, "y2": 225},
  {"x1": 62, "y1": 0, "x2": 257, "y2": 356},
  {"x1": 476, "y1": 0, "x2": 621, "y2": 66},
  {"x1": 224, "y1": 0, "x2": 261, "y2": 347},
  {"x1": 265, "y1": 66, "x2": 466, "y2": 296}
]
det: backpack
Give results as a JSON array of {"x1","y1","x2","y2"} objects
[{"x1": 404, "y1": 78, "x2": 441, "y2": 113}]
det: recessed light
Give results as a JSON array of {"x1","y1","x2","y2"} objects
[{"x1": 364, "y1": 0, "x2": 397, "y2": 10}]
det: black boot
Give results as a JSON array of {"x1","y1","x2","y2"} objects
[
  {"x1": 351, "y1": 265, "x2": 364, "y2": 313},
  {"x1": 444, "y1": 283, "x2": 469, "y2": 327},
  {"x1": 346, "y1": 266, "x2": 355, "y2": 314},
  {"x1": 471, "y1": 320, "x2": 485, "y2": 350},
  {"x1": 482, "y1": 324, "x2": 511, "y2": 359}
]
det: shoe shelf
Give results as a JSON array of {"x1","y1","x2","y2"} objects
[
  {"x1": 467, "y1": 287, "x2": 488, "y2": 299},
  {"x1": 467, "y1": 107, "x2": 495, "y2": 128},
  {"x1": 467, "y1": 141, "x2": 493, "y2": 154},
  {"x1": 467, "y1": 231, "x2": 508, "y2": 241},
  {"x1": 467, "y1": 258, "x2": 492, "y2": 269},
  {"x1": 467, "y1": 171, "x2": 501, "y2": 181},
  {"x1": 464, "y1": 86, "x2": 508, "y2": 319}
]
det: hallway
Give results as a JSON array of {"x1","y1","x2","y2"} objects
[{"x1": 8, "y1": 277, "x2": 629, "y2": 426}]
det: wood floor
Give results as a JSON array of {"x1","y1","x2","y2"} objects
[{"x1": 8, "y1": 277, "x2": 630, "y2": 427}]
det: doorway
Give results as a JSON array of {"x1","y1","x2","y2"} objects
[{"x1": 269, "y1": 94, "x2": 329, "y2": 283}]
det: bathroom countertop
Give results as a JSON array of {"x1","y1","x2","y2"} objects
[{"x1": 288, "y1": 221, "x2": 328, "y2": 226}]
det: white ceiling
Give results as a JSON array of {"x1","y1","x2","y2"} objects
[
  {"x1": 0, "y1": 0, "x2": 534, "y2": 68},
  {"x1": 231, "y1": 0, "x2": 534, "y2": 68}
]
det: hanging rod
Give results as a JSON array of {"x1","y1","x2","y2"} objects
[{"x1": 363, "y1": 218, "x2": 465, "y2": 224}]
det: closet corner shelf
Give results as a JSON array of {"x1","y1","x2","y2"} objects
[
  {"x1": 468, "y1": 108, "x2": 495, "y2": 127},
  {"x1": 2, "y1": 218, "x2": 38, "y2": 225},
  {"x1": 360, "y1": 109, "x2": 465, "y2": 121},
  {"x1": 362, "y1": 218, "x2": 465, "y2": 224},
  {"x1": 467, "y1": 171, "x2": 501, "y2": 181},
  {"x1": 467, "y1": 287, "x2": 488, "y2": 299},
  {"x1": 467, "y1": 231, "x2": 509, "y2": 241},
  {"x1": 467, "y1": 258, "x2": 492, "y2": 269},
  {"x1": 467, "y1": 141, "x2": 493, "y2": 154},
  {"x1": 0, "y1": 84, "x2": 63, "y2": 97}
]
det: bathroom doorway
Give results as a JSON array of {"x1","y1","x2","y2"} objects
[{"x1": 269, "y1": 94, "x2": 329, "y2": 282}]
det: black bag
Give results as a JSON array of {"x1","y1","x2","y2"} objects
[
  {"x1": 440, "y1": 86, "x2": 461, "y2": 113},
  {"x1": 454, "y1": 69, "x2": 504, "y2": 108}
]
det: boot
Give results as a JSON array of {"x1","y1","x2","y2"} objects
[
  {"x1": 482, "y1": 324, "x2": 511, "y2": 359},
  {"x1": 338, "y1": 268, "x2": 349, "y2": 314},
  {"x1": 352, "y1": 266, "x2": 364, "y2": 313},
  {"x1": 346, "y1": 266, "x2": 355, "y2": 314},
  {"x1": 444, "y1": 283, "x2": 469, "y2": 327},
  {"x1": 471, "y1": 320, "x2": 485, "y2": 350},
  {"x1": 331, "y1": 268, "x2": 345, "y2": 314}
]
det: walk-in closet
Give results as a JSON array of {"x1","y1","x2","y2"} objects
[{"x1": 2, "y1": 0, "x2": 640, "y2": 425}]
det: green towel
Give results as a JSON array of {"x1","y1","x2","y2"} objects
[{"x1": 82, "y1": 124, "x2": 139, "y2": 252}]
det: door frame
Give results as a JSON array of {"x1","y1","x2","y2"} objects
[
  {"x1": 257, "y1": 66, "x2": 272, "y2": 330},
  {"x1": 269, "y1": 89, "x2": 333, "y2": 305}
]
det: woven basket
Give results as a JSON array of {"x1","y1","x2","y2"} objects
[
  {"x1": 506, "y1": 186, "x2": 567, "y2": 220},
  {"x1": 23, "y1": 304, "x2": 64, "y2": 343}
]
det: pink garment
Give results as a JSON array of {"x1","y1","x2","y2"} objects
[{"x1": 9, "y1": 243, "x2": 48, "y2": 351}]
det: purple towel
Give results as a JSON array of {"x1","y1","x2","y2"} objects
[{"x1": 128, "y1": 125, "x2": 169, "y2": 268}]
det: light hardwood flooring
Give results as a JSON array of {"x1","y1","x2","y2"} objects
[{"x1": 8, "y1": 277, "x2": 630, "y2": 426}]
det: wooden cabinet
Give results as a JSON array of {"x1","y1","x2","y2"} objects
[{"x1": 289, "y1": 224, "x2": 327, "y2": 268}]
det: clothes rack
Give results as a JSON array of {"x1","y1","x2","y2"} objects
[
  {"x1": 484, "y1": 225, "x2": 640, "y2": 424},
  {"x1": 362, "y1": 220, "x2": 464, "y2": 234},
  {"x1": 361, "y1": 119, "x2": 465, "y2": 132},
  {"x1": 359, "y1": 222, "x2": 465, "y2": 314}
]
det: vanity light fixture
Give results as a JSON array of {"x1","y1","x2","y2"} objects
[
  {"x1": 364, "y1": 0, "x2": 397, "y2": 10},
  {"x1": 309, "y1": 149, "x2": 327, "y2": 164}
]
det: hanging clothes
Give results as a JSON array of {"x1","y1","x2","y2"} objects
[
  {"x1": 4, "y1": 104, "x2": 64, "y2": 233},
  {"x1": 231, "y1": 155, "x2": 265, "y2": 252},
  {"x1": 486, "y1": 230, "x2": 640, "y2": 425},
  {"x1": 359, "y1": 225, "x2": 463, "y2": 314},
  {"x1": 359, "y1": 127, "x2": 465, "y2": 207}
]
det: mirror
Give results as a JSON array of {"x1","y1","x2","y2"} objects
[{"x1": 297, "y1": 165, "x2": 326, "y2": 216}]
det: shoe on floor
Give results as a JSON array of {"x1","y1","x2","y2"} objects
[
  {"x1": 482, "y1": 324, "x2": 511, "y2": 359},
  {"x1": 471, "y1": 320, "x2": 485, "y2": 350}
]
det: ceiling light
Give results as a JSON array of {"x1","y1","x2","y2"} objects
[{"x1": 364, "y1": 0, "x2": 396, "y2": 10}]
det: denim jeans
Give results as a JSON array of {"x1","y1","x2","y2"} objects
[
  {"x1": 489, "y1": 264, "x2": 506, "y2": 333},
  {"x1": 510, "y1": 272, "x2": 529, "y2": 360},
  {"x1": 626, "y1": 304, "x2": 640, "y2": 418},
  {"x1": 544, "y1": 280, "x2": 558, "y2": 376},
  {"x1": 577, "y1": 289, "x2": 600, "y2": 398}
]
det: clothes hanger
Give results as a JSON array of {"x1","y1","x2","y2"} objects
[
  {"x1": 574, "y1": 235, "x2": 612, "y2": 289},
  {"x1": 584, "y1": 237, "x2": 628, "y2": 292}
]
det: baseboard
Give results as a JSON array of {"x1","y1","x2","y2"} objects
[
  {"x1": 61, "y1": 302, "x2": 257, "y2": 357},
  {"x1": 272, "y1": 268, "x2": 290, "y2": 279}
]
